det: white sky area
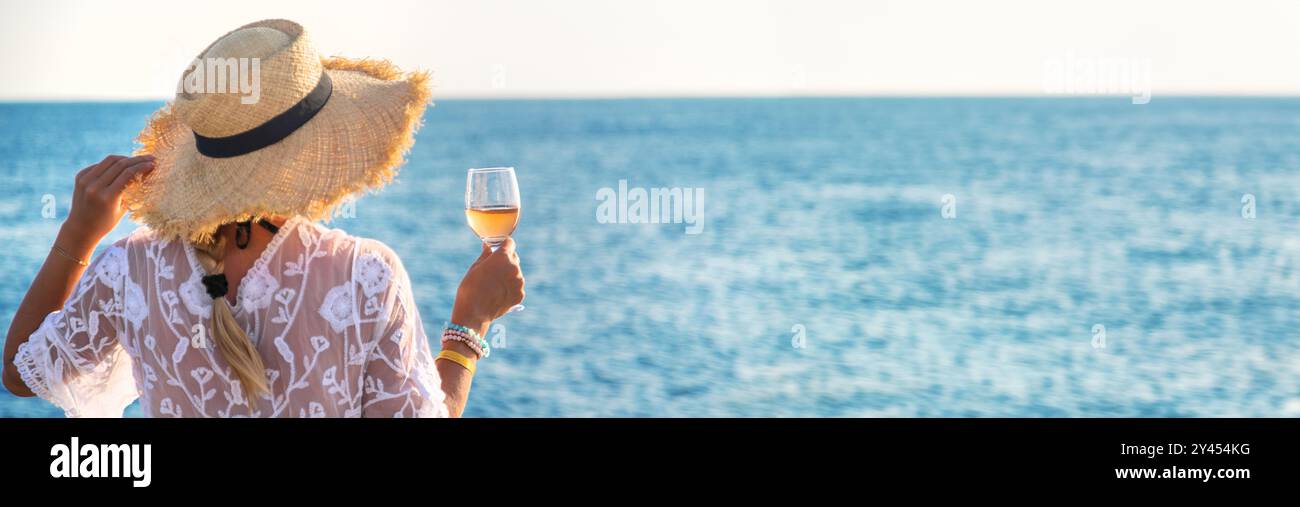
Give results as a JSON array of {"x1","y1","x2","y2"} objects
[{"x1": 0, "y1": 0, "x2": 1297, "y2": 99}]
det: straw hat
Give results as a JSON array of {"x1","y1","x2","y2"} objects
[{"x1": 124, "y1": 19, "x2": 432, "y2": 242}]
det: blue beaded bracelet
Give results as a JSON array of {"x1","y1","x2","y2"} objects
[
  {"x1": 445, "y1": 322, "x2": 483, "y2": 342},
  {"x1": 443, "y1": 322, "x2": 491, "y2": 358}
]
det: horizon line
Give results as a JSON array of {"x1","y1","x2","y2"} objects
[{"x1": 3, "y1": 91, "x2": 1300, "y2": 103}]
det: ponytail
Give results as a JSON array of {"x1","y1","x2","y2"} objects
[{"x1": 192, "y1": 232, "x2": 270, "y2": 397}]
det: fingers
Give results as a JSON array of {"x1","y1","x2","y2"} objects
[
  {"x1": 513, "y1": 270, "x2": 526, "y2": 306},
  {"x1": 91, "y1": 155, "x2": 153, "y2": 189},
  {"x1": 77, "y1": 155, "x2": 152, "y2": 210},
  {"x1": 486, "y1": 237, "x2": 523, "y2": 294},
  {"x1": 502, "y1": 238, "x2": 524, "y2": 304},
  {"x1": 77, "y1": 155, "x2": 125, "y2": 184},
  {"x1": 75, "y1": 155, "x2": 125, "y2": 198},
  {"x1": 105, "y1": 159, "x2": 155, "y2": 194},
  {"x1": 473, "y1": 242, "x2": 492, "y2": 265},
  {"x1": 493, "y1": 237, "x2": 518, "y2": 260},
  {"x1": 514, "y1": 277, "x2": 524, "y2": 304}
]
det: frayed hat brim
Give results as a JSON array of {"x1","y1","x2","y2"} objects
[{"x1": 124, "y1": 56, "x2": 432, "y2": 243}]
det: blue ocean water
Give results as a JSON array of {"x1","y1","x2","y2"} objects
[{"x1": 1, "y1": 98, "x2": 1299, "y2": 417}]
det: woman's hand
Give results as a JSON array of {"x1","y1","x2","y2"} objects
[
  {"x1": 450, "y1": 238, "x2": 525, "y2": 333},
  {"x1": 2, "y1": 154, "x2": 153, "y2": 396},
  {"x1": 63, "y1": 154, "x2": 155, "y2": 245},
  {"x1": 439, "y1": 239, "x2": 522, "y2": 415}
]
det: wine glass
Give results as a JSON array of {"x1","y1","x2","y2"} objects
[{"x1": 465, "y1": 167, "x2": 524, "y2": 313}]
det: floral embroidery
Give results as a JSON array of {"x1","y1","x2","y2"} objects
[
  {"x1": 302, "y1": 401, "x2": 326, "y2": 418},
  {"x1": 229, "y1": 380, "x2": 246, "y2": 406},
  {"x1": 319, "y1": 284, "x2": 357, "y2": 333},
  {"x1": 123, "y1": 280, "x2": 148, "y2": 329},
  {"x1": 191, "y1": 367, "x2": 214, "y2": 384},
  {"x1": 161, "y1": 290, "x2": 179, "y2": 309},
  {"x1": 275, "y1": 287, "x2": 296, "y2": 306},
  {"x1": 142, "y1": 364, "x2": 157, "y2": 390},
  {"x1": 297, "y1": 222, "x2": 317, "y2": 249},
  {"x1": 238, "y1": 265, "x2": 280, "y2": 311},
  {"x1": 171, "y1": 335, "x2": 188, "y2": 363},
  {"x1": 356, "y1": 252, "x2": 393, "y2": 297},
  {"x1": 87, "y1": 311, "x2": 100, "y2": 340},
  {"x1": 12, "y1": 218, "x2": 447, "y2": 418},
  {"x1": 179, "y1": 275, "x2": 212, "y2": 319},
  {"x1": 310, "y1": 335, "x2": 330, "y2": 352},
  {"x1": 274, "y1": 335, "x2": 294, "y2": 364},
  {"x1": 94, "y1": 246, "x2": 127, "y2": 287}
]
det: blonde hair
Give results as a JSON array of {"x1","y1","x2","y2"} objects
[{"x1": 192, "y1": 230, "x2": 270, "y2": 397}]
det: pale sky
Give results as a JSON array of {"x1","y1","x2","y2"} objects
[{"x1": 0, "y1": 0, "x2": 1297, "y2": 99}]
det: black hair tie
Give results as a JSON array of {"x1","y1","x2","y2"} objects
[
  {"x1": 202, "y1": 274, "x2": 229, "y2": 299},
  {"x1": 205, "y1": 219, "x2": 278, "y2": 298}
]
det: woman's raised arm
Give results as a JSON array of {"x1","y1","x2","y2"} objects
[
  {"x1": 438, "y1": 237, "x2": 525, "y2": 416},
  {"x1": 2, "y1": 154, "x2": 153, "y2": 396}
]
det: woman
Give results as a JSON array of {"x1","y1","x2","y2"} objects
[{"x1": 0, "y1": 19, "x2": 524, "y2": 417}]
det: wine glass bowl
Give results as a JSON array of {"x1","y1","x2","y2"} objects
[
  {"x1": 465, "y1": 167, "x2": 524, "y2": 313},
  {"x1": 465, "y1": 167, "x2": 521, "y2": 250}
]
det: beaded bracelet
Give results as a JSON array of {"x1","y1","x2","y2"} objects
[
  {"x1": 445, "y1": 322, "x2": 484, "y2": 342},
  {"x1": 441, "y1": 330, "x2": 486, "y2": 359},
  {"x1": 455, "y1": 329, "x2": 490, "y2": 358},
  {"x1": 441, "y1": 323, "x2": 490, "y2": 359},
  {"x1": 443, "y1": 323, "x2": 488, "y2": 348}
]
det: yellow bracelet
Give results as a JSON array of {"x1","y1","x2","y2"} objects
[
  {"x1": 51, "y1": 244, "x2": 89, "y2": 267},
  {"x1": 436, "y1": 349, "x2": 477, "y2": 375}
]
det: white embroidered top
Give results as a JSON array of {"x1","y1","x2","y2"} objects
[{"x1": 13, "y1": 216, "x2": 448, "y2": 418}]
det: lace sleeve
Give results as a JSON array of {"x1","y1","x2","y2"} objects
[
  {"x1": 357, "y1": 242, "x2": 448, "y2": 418},
  {"x1": 12, "y1": 243, "x2": 140, "y2": 417}
]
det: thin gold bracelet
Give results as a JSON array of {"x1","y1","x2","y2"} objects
[
  {"x1": 50, "y1": 244, "x2": 89, "y2": 267},
  {"x1": 436, "y1": 349, "x2": 477, "y2": 375}
]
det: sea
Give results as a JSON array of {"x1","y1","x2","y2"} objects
[{"x1": 1, "y1": 97, "x2": 1299, "y2": 417}]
